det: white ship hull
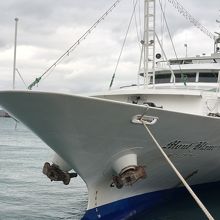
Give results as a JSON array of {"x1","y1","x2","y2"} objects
[{"x1": 0, "y1": 90, "x2": 220, "y2": 219}]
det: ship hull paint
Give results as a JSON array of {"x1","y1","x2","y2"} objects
[
  {"x1": 0, "y1": 91, "x2": 220, "y2": 213},
  {"x1": 82, "y1": 181, "x2": 220, "y2": 220}
]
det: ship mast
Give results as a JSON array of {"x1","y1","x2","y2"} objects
[
  {"x1": 13, "y1": 18, "x2": 19, "y2": 90},
  {"x1": 140, "y1": 0, "x2": 156, "y2": 87}
]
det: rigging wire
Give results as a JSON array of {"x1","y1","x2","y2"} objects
[
  {"x1": 160, "y1": 0, "x2": 166, "y2": 51},
  {"x1": 133, "y1": 0, "x2": 141, "y2": 50},
  {"x1": 167, "y1": 0, "x2": 215, "y2": 40},
  {"x1": 158, "y1": 0, "x2": 186, "y2": 85},
  {"x1": 28, "y1": 0, "x2": 123, "y2": 90},
  {"x1": 109, "y1": 0, "x2": 138, "y2": 90},
  {"x1": 16, "y1": 68, "x2": 28, "y2": 89},
  {"x1": 155, "y1": 33, "x2": 176, "y2": 83},
  {"x1": 160, "y1": 0, "x2": 163, "y2": 46},
  {"x1": 138, "y1": 0, "x2": 142, "y2": 41}
]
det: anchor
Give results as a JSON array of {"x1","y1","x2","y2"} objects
[{"x1": 42, "y1": 162, "x2": 77, "y2": 185}]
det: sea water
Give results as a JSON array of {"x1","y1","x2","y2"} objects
[
  {"x1": 1, "y1": 118, "x2": 220, "y2": 220},
  {"x1": 0, "y1": 118, "x2": 87, "y2": 220}
]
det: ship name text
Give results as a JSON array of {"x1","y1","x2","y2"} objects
[{"x1": 163, "y1": 140, "x2": 220, "y2": 151}]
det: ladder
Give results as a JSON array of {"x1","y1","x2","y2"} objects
[{"x1": 141, "y1": 0, "x2": 156, "y2": 87}]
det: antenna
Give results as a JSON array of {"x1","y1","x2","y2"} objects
[
  {"x1": 184, "y1": 43, "x2": 188, "y2": 57},
  {"x1": 13, "y1": 18, "x2": 19, "y2": 90}
]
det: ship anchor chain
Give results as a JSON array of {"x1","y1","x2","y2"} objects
[{"x1": 42, "y1": 162, "x2": 77, "y2": 185}]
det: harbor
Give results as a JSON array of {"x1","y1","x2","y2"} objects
[
  {"x1": 0, "y1": 0, "x2": 220, "y2": 219},
  {"x1": 0, "y1": 118, "x2": 87, "y2": 220},
  {"x1": 1, "y1": 117, "x2": 220, "y2": 219}
]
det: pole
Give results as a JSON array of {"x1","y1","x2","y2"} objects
[
  {"x1": 143, "y1": 0, "x2": 148, "y2": 87},
  {"x1": 184, "y1": 43, "x2": 188, "y2": 57},
  {"x1": 13, "y1": 18, "x2": 18, "y2": 90}
]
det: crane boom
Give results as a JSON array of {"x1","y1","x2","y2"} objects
[{"x1": 167, "y1": 0, "x2": 215, "y2": 40}]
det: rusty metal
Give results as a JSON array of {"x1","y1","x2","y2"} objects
[
  {"x1": 42, "y1": 162, "x2": 77, "y2": 185},
  {"x1": 112, "y1": 165, "x2": 146, "y2": 189}
]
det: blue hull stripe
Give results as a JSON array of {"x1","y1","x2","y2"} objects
[{"x1": 82, "y1": 181, "x2": 220, "y2": 220}]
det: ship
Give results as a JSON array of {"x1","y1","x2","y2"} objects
[{"x1": 0, "y1": 0, "x2": 220, "y2": 219}]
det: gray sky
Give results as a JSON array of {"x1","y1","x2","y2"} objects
[{"x1": 0, "y1": 0, "x2": 219, "y2": 93}]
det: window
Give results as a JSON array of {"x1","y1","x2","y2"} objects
[
  {"x1": 183, "y1": 60, "x2": 193, "y2": 64},
  {"x1": 170, "y1": 60, "x2": 183, "y2": 65},
  {"x1": 174, "y1": 73, "x2": 196, "y2": 83},
  {"x1": 169, "y1": 59, "x2": 193, "y2": 65},
  {"x1": 155, "y1": 74, "x2": 171, "y2": 84},
  {"x1": 199, "y1": 72, "x2": 218, "y2": 82}
]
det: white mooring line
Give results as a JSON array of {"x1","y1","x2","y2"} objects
[{"x1": 141, "y1": 118, "x2": 214, "y2": 220}]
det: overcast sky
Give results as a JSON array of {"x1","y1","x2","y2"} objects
[{"x1": 0, "y1": 0, "x2": 219, "y2": 93}]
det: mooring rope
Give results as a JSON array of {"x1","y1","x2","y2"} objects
[{"x1": 140, "y1": 117, "x2": 214, "y2": 220}]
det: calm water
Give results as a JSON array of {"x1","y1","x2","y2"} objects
[
  {"x1": 1, "y1": 118, "x2": 220, "y2": 220},
  {"x1": 0, "y1": 118, "x2": 87, "y2": 220}
]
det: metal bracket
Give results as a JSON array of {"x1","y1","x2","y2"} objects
[{"x1": 131, "y1": 114, "x2": 159, "y2": 125}]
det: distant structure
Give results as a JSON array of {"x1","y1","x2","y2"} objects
[{"x1": 0, "y1": 109, "x2": 10, "y2": 117}]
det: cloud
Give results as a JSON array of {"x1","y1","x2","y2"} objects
[{"x1": 0, "y1": 0, "x2": 219, "y2": 93}]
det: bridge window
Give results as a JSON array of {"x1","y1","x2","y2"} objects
[
  {"x1": 155, "y1": 74, "x2": 171, "y2": 83},
  {"x1": 199, "y1": 72, "x2": 218, "y2": 82},
  {"x1": 174, "y1": 73, "x2": 196, "y2": 83}
]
